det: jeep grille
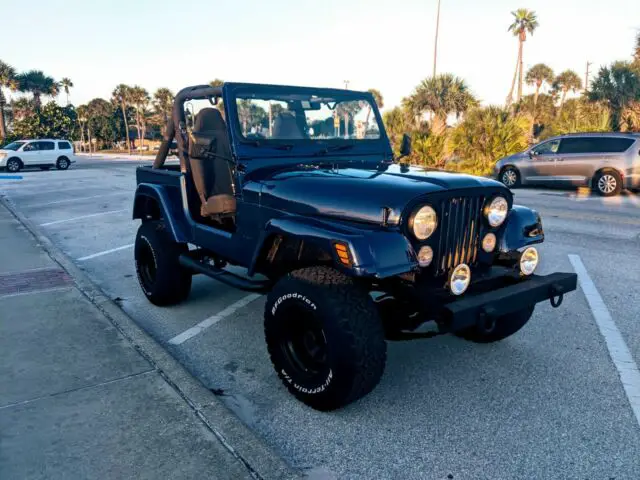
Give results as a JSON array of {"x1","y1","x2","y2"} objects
[{"x1": 434, "y1": 195, "x2": 485, "y2": 276}]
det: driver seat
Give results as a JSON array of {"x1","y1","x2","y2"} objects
[{"x1": 188, "y1": 108, "x2": 236, "y2": 218}]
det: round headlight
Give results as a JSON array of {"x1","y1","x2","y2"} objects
[
  {"x1": 450, "y1": 263, "x2": 471, "y2": 296},
  {"x1": 482, "y1": 233, "x2": 497, "y2": 253},
  {"x1": 485, "y1": 196, "x2": 509, "y2": 227},
  {"x1": 411, "y1": 205, "x2": 438, "y2": 240},
  {"x1": 519, "y1": 247, "x2": 539, "y2": 275},
  {"x1": 417, "y1": 246, "x2": 433, "y2": 267}
]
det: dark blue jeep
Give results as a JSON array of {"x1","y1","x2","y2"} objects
[{"x1": 133, "y1": 82, "x2": 577, "y2": 410}]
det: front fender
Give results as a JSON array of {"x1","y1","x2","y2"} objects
[
  {"x1": 132, "y1": 183, "x2": 190, "y2": 243},
  {"x1": 249, "y1": 216, "x2": 417, "y2": 278},
  {"x1": 498, "y1": 205, "x2": 544, "y2": 253}
]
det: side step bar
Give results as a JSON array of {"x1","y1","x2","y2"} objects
[{"x1": 178, "y1": 255, "x2": 273, "y2": 293}]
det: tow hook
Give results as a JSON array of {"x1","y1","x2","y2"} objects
[
  {"x1": 477, "y1": 306, "x2": 497, "y2": 334},
  {"x1": 549, "y1": 283, "x2": 564, "y2": 308}
]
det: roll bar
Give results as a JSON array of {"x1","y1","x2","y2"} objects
[{"x1": 152, "y1": 84, "x2": 224, "y2": 171}]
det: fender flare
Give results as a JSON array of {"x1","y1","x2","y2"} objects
[
  {"x1": 498, "y1": 205, "x2": 544, "y2": 253},
  {"x1": 132, "y1": 183, "x2": 190, "y2": 243},
  {"x1": 248, "y1": 216, "x2": 418, "y2": 279}
]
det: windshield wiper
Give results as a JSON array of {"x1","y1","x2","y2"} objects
[{"x1": 313, "y1": 144, "x2": 355, "y2": 156}]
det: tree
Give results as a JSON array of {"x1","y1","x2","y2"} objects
[
  {"x1": 543, "y1": 98, "x2": 611, "y2": 137},
  {"x1": 60, "y1": 77, "x2": 73, "y2": 105},
  {"x1": 553, "y1": 70, "x2": 582, "y2": 110},
  {"x1": 620, "y1": 101, "x2": 640, "y2": 132},
  {"x1": 514, "y1": 93, "x2": 556, "y2": 137},
  {"x1": 15, "y1": 70, "x2": 59, "y2": 108},
  {"x1": 86, "y1": 98, "x2": 118, "y2": 148},
  {"x1": 588, "y1": 61, "x2": 640, "y2": 130},
  {"x1": 406, "y1": 74, "x2": 478, "y2": 135},
  {"x1": 153, "y1": 88, "x2": 174, "y2": 136},
  {"x1": 12, "y1": 102, "x2": 77, "y2": 141},
  {"x1": 209, "y1": 79, "x2": 225, "y2": 117},
  {"x1": 112, "y1": 84, "x2": 132, "y2": 153},
  {"x1": 525, "y1": 63, "x2": 554, "y2": 109},
  {"x1": 634, "y1": 32, "x2": 640, "y2": 68},
  {"x1": 128, "y1": 86, "x2": 150, "y2": 149},
  {"x1": 506, "y1": 9, "x2": 539, "y2": 106},
  {"x1": 0, "y1": 60, "x2": 18, "y2": 141}
]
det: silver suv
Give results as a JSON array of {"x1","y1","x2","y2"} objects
[{"x1": 494, "y1": 132, "x2": 640, "y2": 196}]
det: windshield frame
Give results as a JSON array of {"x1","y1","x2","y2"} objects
[
  {"x1": 2, "y1": 141, "x2": 26, "y2": 151},
  {"x1": 224, "y1": 83, "x2": 391, "y2": 159}
]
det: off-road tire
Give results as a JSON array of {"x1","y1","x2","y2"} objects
[
  {"x1": 456, "y1": 306, "x2": 535, "y2": 343},
  {"x1": 500, "y1": 166, "x2": 521, "y2": 188},
  {"x1": 56, "y1": 156, "x2": 70, "y2": 170},
  {"x1": 6, "y1": 158, "x2": 21, "y2": 173},
  {"x1": 134, "y1": 221, "x2": 192, "y2": 306},
  {"x1": 593, "y1": 170, "x2": 622, "y2": 197},
  {"x1": 264, "y1": 266, "x2": 387, "y2": 411}
]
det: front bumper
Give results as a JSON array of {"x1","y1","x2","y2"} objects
[{"x1": 442, "y1": 272, "x2": 577, "y2": 332}]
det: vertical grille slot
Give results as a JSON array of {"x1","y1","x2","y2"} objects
[{"x1": 435, "y1": 195, "x2": 484, "y2": 276}]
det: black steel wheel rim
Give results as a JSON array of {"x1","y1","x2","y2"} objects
[{"x1": 278, "y1": 303, "x2": 328, "y2": 378}]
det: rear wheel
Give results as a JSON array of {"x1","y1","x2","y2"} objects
[
  {"x1": 594, "y1": 170, "x2": 622, "y2": 197},
  {"x1": 500, "y1": 166, "x2": 520, "y2": 188},
  {"x1": 6, "y1": 158, "x2": 21, "y2": 173},
  {"x1": 264, "y1": 266, "x2": 386, "y2": 411},
  {"x1": 134, "y1": 221, "x2": 192, "y2": 306},
  {"x1": 56, "y1": 156, "x2": 70, "y2": 170},
  {"x1": 456, "y1": 306, "x2": 535, "y2": 343}
]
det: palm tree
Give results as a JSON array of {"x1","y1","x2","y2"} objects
[
  {"x1": 407, "y1": 74, "x2": 478, "y2": 135},
  {"x1": 60, "y1": 78, "x2": 74, "y2": 105},
  {"x1": 209, "y1": 79, "x2": 225, "y2": 116},
  {"x1": 153, "y1": 88, "x2": 174, "y2": 135},
  {"x1": 525, "y1": 63, "x2": 554, "y2": 109},
  {"x1": 112, "y1": 84, "x2": 132, "y2": 154},
  {"x1": 0, "y1": 60, "x2": 18, "y2": 141},
  {"x1": 15, "y1": 70, "x2": 59, "y2": 108},
  {"x1": 553, "y1": 70, "x2": 583, "y2": 110},
  {"x1": 129, "y1": 86, "x2": 150, "y2": 150},
  {"x1": 506, "y1": 9, "x2": 539, "y2": 106},
  {"x1": 76, "y1": 104, "x2": 90, "y2": 153},
  {"x1": 634, "y1": 32, "x2": 640, "y2": 68},
  {"x1": 364, "y1": 88, "x2": 384, "y2": 133},
  {"x1": 589, "y1": 62, "x2": 640, "y2": 130}
]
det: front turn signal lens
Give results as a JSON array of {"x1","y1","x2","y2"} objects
[
  {"x1": 519, "y1": 247, "x2": 539, "y2": 275},
  {"x1": 334, "y1": 242, "x2": 352, "y2": 266}
]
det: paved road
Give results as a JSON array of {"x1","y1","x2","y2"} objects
[{"x1": 2, "y1": 156, "x2": 640, "y2": 480}]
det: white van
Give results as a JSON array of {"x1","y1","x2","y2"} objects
[{"x1": 0, "y1": 139, "x2": 76, "y2": 172}]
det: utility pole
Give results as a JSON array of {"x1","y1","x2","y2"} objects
[
  {"x1": 433, "y1": 0, "x2": 441, "y2": 78},
  {"x1": 584, "y1": 61, "x2": 592, "y2": 93},
  {"x1": 343, "y1": 80, "x2": 350, "y2": 90}
]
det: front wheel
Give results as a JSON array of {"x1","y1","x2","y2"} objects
[
  {"x1": 6, "y1": 158, "x2": 21, "y2": 173},
  {"x1": 264, "y1": 266, "x2": 387, "y2": 411},
  {"x1": 134, "y1": 221, "x2": 192, "y2": 306},
  {"x1": 456, "y1": 306, "x2": 535, "y2": 343}
]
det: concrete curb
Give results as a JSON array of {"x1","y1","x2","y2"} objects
[{"x1": 0, "y1": 196, "x2": 300, "y2": 480}]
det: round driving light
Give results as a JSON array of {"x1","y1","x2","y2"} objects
[
  {"x1": 485, "y1": 196, "x2": 509, "y2": 227},
  {"x1": 450, "y1": 264, "x2": 471, "y2": 296},
  {"x1": 519, "y1": 247, "x2": 539, "y2": 276},
  {"x1": 417, "y1": 246, "x2": 433, "y2": 267},
  {"x1": 411, "y1": 205, "x2": 438, "y2": 240},
  {"x1": 482, "y1": 233, "x2": 497, "y2": 253}
]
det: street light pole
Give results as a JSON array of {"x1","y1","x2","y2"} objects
[
  {"x1": 344, "y1": 80, "x2": 350, "y2": 90},
  {"x1": 433, "y1": 0, "x2": 441, "y2": 78}
]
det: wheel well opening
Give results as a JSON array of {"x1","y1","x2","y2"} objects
[
  {"x1": 256, "y1": 234, "x2": 333, "y2": 278},
  {"x1": 134, "y1": 195, "x2": 162, "y2": 221},
  {"x1": 8, "y1": 157, "x2": 23, "y2": 166}
]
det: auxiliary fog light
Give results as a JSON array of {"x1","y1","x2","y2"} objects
[
  {"x1": 417, "y1": 246, "x2": 433, "y2": 267},
  {"x1": 482, "y1": 233, "x2": 497, "y2": 253},
  {"x1": 519, "y1": 247, "x2": 539, "y2": 276},
  {"x1": 450, "y1": 264, "x2": 471, "y2": 296}
]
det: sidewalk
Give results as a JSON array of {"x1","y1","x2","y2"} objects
[{"x1": 0, "y1": 202, "x2": 294, "y2": 479}]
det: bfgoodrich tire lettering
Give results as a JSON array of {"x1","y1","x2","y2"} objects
[
  {"x1": 134, "y1": 221, "x2": 191, "y2": 306},
  {"x1": 264, "y1": 266, "x2": 387, "y2": 411}
]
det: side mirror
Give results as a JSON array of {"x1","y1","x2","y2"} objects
[
  {"x1": 528, "y1": 150, "x2": 534, "y2": 159},
  {"x1": 398, "y1": 133, "x2": 412, "y2": 160}
]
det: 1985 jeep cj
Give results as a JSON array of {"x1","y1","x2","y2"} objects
[{"x1": 133, "y1": 82, "x2": 578, "y2": 411}]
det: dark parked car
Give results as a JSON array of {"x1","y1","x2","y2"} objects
[
  {"x1": 133, "y1": 82, "x2": 577, "y2": 410},
  {"x1": 494, "y1": 132, "x2": 640, "y2": 196}
]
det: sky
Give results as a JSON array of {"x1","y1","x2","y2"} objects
[{"x1": 2, "y1": 0, "x2": 639, "y2": 110}]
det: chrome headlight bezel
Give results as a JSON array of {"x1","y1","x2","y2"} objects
[
  {"x1": 484, "y1": 196, "x2": 509, "y2": 227},
  {"x1": 409, "y1": 205, "x2": 438, "y2": 241}
]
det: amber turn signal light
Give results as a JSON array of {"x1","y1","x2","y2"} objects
[{"x1": 334, "y1": 242, "x2": 352, "y2": 266}]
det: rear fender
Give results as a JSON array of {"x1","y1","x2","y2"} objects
[
  {"x1": 249, "y1": 216, "x2": 417, "y2": 278},
  {"x1": 498, "y1": 205, "x2": 544, "y2": 253},
  {"x1": 132, "y1": 183, "x2": 190, "y2": 243}
]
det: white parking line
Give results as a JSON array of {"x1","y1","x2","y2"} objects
[
  {"x1": 40, "y1": 209, "x2": 128, "y2": 227},
  {"x1": 168, "y1": 293, "x2": 262, "y2": 345},
  {"x1": 77, "y1": 244, "x2": 134, "y2": 261},
  {"x1": 11, "y1": 186, "x2": 116, "y2": 198},
  {"x1": 569, "y1": 254, "x2": 640, "y2": 428},
  {"x1": 27, "y1": 192, "x2": 127, "y2": 208}
]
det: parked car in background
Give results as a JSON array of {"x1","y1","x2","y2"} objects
[
  {"x1": 494, "y1": 132, "x2": 640, "y2": 196},
  {"x1": 0, "y1": 139, "x2": 76, "y2": 173}
]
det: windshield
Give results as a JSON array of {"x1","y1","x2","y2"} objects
[
  {"x1": 233, "y1": 92, "x2": 381, "y2": 142},
  {"x1": 2, "y1": 141, "x2": 26, "y2": 151}
]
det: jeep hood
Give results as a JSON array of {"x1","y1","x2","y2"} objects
[{"x1": 259, "y1": 164, "x2": 507, "y2": 225}]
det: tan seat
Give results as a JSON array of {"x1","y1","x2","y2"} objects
[{"x1": 188, "y1": 108, "x2": 237, "y2": 218}]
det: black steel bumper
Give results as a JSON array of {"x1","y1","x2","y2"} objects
[{"x1": 442, "y1": 272, "x2": 578, "y2": 332}]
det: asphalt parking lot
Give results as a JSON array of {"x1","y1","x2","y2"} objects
[{"x1": 2, "y1": 156, "x2": 640, "y2": 480}]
